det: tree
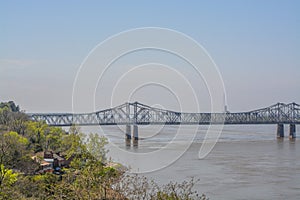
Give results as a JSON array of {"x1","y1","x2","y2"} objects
[
  {"x1": 7, "y1": 112, "x2": 28, "y2": 135},
  {"x1": 0, "y1": 131, "x2": 29, "y2": 170},
  {"x1": 14, "y1": 173, "x2": 60, "y2": 199},
  {"x1": 114, "y1": 175, "x2": 208, "y2": 200},
  {"x1": 0, "y1": 101, "x2": 27, "y2": 135},
  {"x1": 45, "y1": 127, "x2": 64, "y2": 152},
  {"x1": 0, "y1": 164, "x2": 18, "y2": 189},
  {"x1": 25, "y1": 121, "x2": 48, "y2": 152},
  {"x1": 0, "y1": 164, "x2": 18, "y2": 199},
  {"x1": 62, "y1": 132, "x2": 109, "y2": 169},
  {"x1": 0, "y1": 101, "x2": 19, "y2": 112},
  {"x1": 86, "y1": 133, "x2": 108, "y2": 163},
  {"x1": 69, "y1": 124, "x2": 81, "y2": 135},
  {"x1": 0, "y1": 107, "x2": 11, "y2": 126},
  {"x1": 58, "y1": 131, "x2": 122, "y2": 199},
  {"x1": 62, "y1": 132, "x2": 85, "y2": 156}
]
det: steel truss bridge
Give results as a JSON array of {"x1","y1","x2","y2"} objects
[{"x1": 28, "y1": 102, "x2": 300, "y2": 139}]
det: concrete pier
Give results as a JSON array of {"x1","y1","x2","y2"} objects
[
  {"x1": 277, "y1": 123, "x2": 284, "y2": 138},
  {"x1": 133, "y1": 138, "x2": 138, "y2": 147},
  {"x1": 133, "y1": 125, "x2": 138, "y2": 147},
  {"x1": 125, "y1": 138, "x2": 131, "y2": 147},
  {"x1": 133, "y1": 125, "x2": 138, "y2": 140},
  {"x1": 289, "y1": 124, "x2": 296, "y2": 139},
  {"x1": 125, "y1": 124, "x2": 131, "y2": 147},
  {"x1": 125, "y1": 124, "x2": 131, "y2": 140},
  {"x1": 125, "y1": 124, "x2": 139, "y2": 146}
]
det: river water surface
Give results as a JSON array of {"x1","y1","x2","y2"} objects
[{"x1": 81, "y1": 125, "x2": 300, "y2": 200}]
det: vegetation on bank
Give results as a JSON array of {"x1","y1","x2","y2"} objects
[{"x1": 0, "y1": 101, "x2": 208, "y2": 200}]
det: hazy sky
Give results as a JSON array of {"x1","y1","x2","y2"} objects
[{"x1": 1, "y1": 0, "x2": 299, "y2": 113}]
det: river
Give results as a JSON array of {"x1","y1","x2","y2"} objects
[{"x1": 81, "y1": 125, "x2": 300, "y2": 199}]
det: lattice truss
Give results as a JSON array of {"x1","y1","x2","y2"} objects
[{"x1": 29, "y1": 102, "x2": 300, "y2": 126}]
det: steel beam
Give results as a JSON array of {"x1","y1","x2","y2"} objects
[{"x1": 28, "y1": 102, "x2": 300, "y2": 126}]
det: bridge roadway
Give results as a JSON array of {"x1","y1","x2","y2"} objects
[{"x1": 28, "y1": 102, "x2": 300, "y2": 140}]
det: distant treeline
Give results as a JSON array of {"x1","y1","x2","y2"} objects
[{"x1": 0, "y1": 101, "x2": 20, "y2": 112}]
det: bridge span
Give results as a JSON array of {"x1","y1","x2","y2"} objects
[{"x1": 28, "y1": 102, "x2": 300, "y2": 140}]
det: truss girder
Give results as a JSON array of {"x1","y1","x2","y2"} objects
[{"x1": 28, "y1": 102, "x2": 300, "y2": 126}]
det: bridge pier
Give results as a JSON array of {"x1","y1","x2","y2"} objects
[
  {"x1": 125, "y1": 124, "x2": 131, "y2": 147},
  {"x1": 125, "y1": 124, "x2": 139, "y2": 146},
  {"x1": 133, "y1": 125, "x2": 139, "y2": 147},
  {"x1": 277, "y1": 123, "x2": 284, "y2": 138},
  {"x1": 289, "y1": 124, "x2": 296, "y2": 139},
  {"x1": 133, "y1": 125, "x2": 139, "y2": 140},
  {"x1": 125, "y1": 124, "x2": 131, "y2": 140}
]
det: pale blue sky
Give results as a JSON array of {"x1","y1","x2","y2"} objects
[{"x1": 0, "y1": 0, "x2": 299, "y2": 112}]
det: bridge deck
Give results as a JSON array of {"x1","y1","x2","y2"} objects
[{"x1": 28, "y1": 102, "x2": 300, "y2": 126}]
